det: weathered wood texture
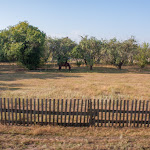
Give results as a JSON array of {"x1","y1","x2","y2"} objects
[{"x1": 0, "y1": 98, "x2": 149, "y2": 127}]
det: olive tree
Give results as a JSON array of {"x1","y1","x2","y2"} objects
[
  {"x1": 79, "y1": 36, "x2": 102, "y2": 70},
  {"x1": 47, "y1": 37, "x2": 76, "y2": 68},
  {"x1": 71, "y1": 45, "x2": 85, "y2": 67},
  {"x1": 105, "y1": 37, "x2": 137, "y2": 69},
  {"x1": 135, "y1": 42, "x2": 150, "y2": 68}
]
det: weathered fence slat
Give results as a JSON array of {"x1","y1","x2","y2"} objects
[
  {"x1": 137, "y1": 100, "x2": 141, "y2": 127},
  {"x1": 144, "y1": 101, "x2": 149, "y2": 127},
  {"x1": 97, "y1": 99, "x2": 99, "y2": 127},
  {"x1": 45, "y1": 99, "x2": 48, "y2": 124},
  {"x1": 34, "y1": 99, "x2": 36, "y2": 124},
  {"x1": 41, "y1": 99, "x2": 44, "y2": 125},
  {"x1": 93, "y1": 99, "x2": 96, "y2": 126},
  {"x1": 123, "y1": 100, "x2": 126, "y2": 127},
  {"x1": 80, "y1": 100, "x2": 83, "y2": 125},
  {"x1": 76, "y1": 99, "x2": 79, "y2": 126},
  {"x1": 119, "y1": 100, "x2": 122, "y2": 127},
  {"x1": 89, "y1": 100, "x2": 92, "y2": 126},
  {"x1": 56, "y1": 99, "x2": 59, "y2": 125},
  {"x1": 53, "y1": 99, "x2": 55, "y2": 126},
  {"x1": 37, "y1": 99, "x2": 40, "y2": 124},
  {"x1": 101, "y1": 99, "x2": 103, "y2": 127},
  {"x1": 130, "y1": 100, "x2": 134, "y2": 127},
  {"x1": 112, "y1": 100, "x2": 115, "y2": 127},
  {"x1": 134, "y1": 100, "x2": 137, "y2": 127},
  {"x1": 11, "y1": 98, "x2": 14, "y2": 125},
  {"x1": 26, "y1": 99, "x2": 29, "y2": 126},
  {"x1": 30, "y1": 99, "x2": 32, "y2": 125},
  {"x1": 64, "y1": 100, "x2": 67, "y2": 126},
  {"x1": 104, "y1": 100, "x2": 107, "y2": 127},
  {"x1": 15, "y1": 98, "x2": 17, "y2": 125},
  {"x1": 141, "y1": 100, "x2": 145, "y2": 127},
  {"x1": 84, "y1": 100, "x2": 88, "y2": 125},
  {"x1": 7, "y1": 98, "x2": 10, "y2": 125},
  {"x1": 19, "y1": 98, "x2": 21, "y2": 124},
  {"x1": 116, "y1": 100, "x2": 119, "y2": 127},
  {"x1": 87, "y1": 100, "x2": 90, "y2": 125},
  {"x1": 4, "y1": 98, "x2": 6, "y2": 124},
  {"x1": 61, "y1": 99, "x2": 63, "y2": 124},
  {"x1": 49, "y1": 99, "x2": 51, "y2": 125},
  {"x1": 126, "y1": 100, "x2": 129, "y2": 127},
  {"x1": 68, "y1": 99, "x2": 72, "y2": 125},
  {"x1": 108, "y1": 100, "x2": 111, "y2": 127}
]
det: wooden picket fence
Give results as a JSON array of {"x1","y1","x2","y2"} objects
[{"x1": 0, "y1": 98, "x2": 150, "y2": 127}]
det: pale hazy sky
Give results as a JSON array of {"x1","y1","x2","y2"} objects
[{"x1": 0, "y1": 0, "x2": 150, "y2": 43}]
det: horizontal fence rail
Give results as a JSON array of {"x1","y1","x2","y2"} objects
[{"x1": 0, "y1": 98, "x2": 150, "y2": 127}]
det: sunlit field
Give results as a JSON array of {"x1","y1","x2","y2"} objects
[
  {"x1": 0, "y1": 125, "x2": 150, "y2": 149},
  {"x1": 0, "y1": 63, "x2": 150, "y2": 100},
  {"x1": 0, "y1": 63, "x2": 150, "y2": 149}
]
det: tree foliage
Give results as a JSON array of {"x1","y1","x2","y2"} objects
[
  {"x1": 0, "y1": 21, "x2": 46, "y2": 69},
  {"x1": 0, "y1": 29, "x2": 11, "y2": 62},
  {"x1": 47, "y1": 37, "x2": 76, "y2": 65},
  {"x1": 71, "y1": 45, "x2": 85, "y2": 66},
  {"x1": 104, "y1": 37, "x2": 137, "y2": 69},
  {"x1": 1, "y1": 21, "x2": 150, "y2": 71},
  {"x1": 79, "y1": 36, "x2": 102, "y2": 70},
  {"x1": 135, "y1": 43, "x2": 150, "y2": 68}
]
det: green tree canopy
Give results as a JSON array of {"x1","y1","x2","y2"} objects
[
  {"x1": 135, "y1": 43, "x2": 150, "y2": 68},
  {"x1": 0, "y1": 29, "x2": 11, "y2": 62},
  {"x1": 79, "y1": 36, "x2": 102, "y2": 70},
  {"x1": 104, "y1": 37, "x2": 137, "y2": 69},
  {"x1": 47, "y1": 37, "x2": 76, "y2": 65},
  {"x1": 0, "y1": 21, "x2": 46, "y2": 69},
  {"x1": 71, "y1": 45, "x2": 85, "y2": 66}
]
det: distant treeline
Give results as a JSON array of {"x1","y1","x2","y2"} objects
[{"x1": 0, "y1": 21, "x2": 150, "y2": 70}]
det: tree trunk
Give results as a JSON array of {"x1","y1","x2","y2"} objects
[
  {"x1": 59, "y1": 65, "x2": 61, "y2": 70},
  {"x1": 84, "y1": 59, "x2": 87, "y2": 65},
  {"x1": 117, "y1": 65, "x2": 122, "y2": 70},
  {"x1": 117, "y1": 62, "x2": 123, "y2": 70},
  {"x1": 90, "y1": 65, "x2": 93, "y2": 70}
]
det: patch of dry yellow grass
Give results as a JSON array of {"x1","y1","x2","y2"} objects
[
  {"x1": 0, "y1": 63, "x2": 150, "y2": 100},
  {"x1": 0, "y1": 124, "x2": 150, "y2": 149},
  {"x1": 0, "y1": 124, "x2": 150, "y2": 137}
]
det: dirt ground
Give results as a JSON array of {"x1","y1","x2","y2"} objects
[{"x1": 0, "y1": 125, "x2": 150, "y2": 150}]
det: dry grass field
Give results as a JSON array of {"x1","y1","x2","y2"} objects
[
  {"x1": 0, "y1": 125, "x2": 149, "y2": 150},
  {"x1": 0, "y1": 63, "x2": 150, "y2": 100},
  {"x1": 0, "y1": 63, "x2": 150, "y2": 149}
]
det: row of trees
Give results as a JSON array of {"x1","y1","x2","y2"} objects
[
  {"x1": 0, "y1": 22, "x2": 150, "y2": 70},
  {"x1": 47, "y1": 35, "x2": 150, "y2": 70}
]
